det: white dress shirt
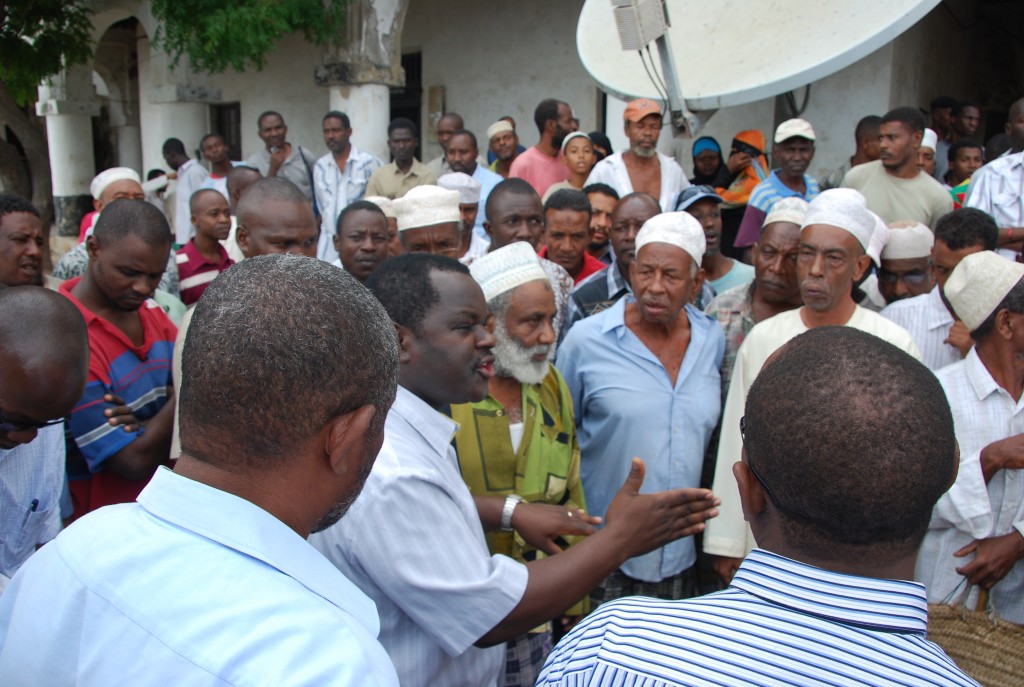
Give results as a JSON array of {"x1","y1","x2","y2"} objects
[
  {"x1": 0, "y1": 467, "x2": 398, "y2": 686},
  {"x1": 917, "y1": 348, "x2": 1024, "y2": 623},
  {"x1": 311, "y1": 386, "x2": 529, "y2": 687},
  {"x1": 173, "y1": 158, "x2": 210, "y2": 245},
  {"x1": 880, "y1": 287, "x2": 963, "y2": 371},
  {"x1": 966, "y1": 151, "x2": 1024, "y2": 259}
]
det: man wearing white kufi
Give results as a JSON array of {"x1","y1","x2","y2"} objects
[
  {"x1": 392, "y1": 185, "x2": 461, "y2": 258},
  {"x1": 877, "y1": 221, "x2": 934, "y2": 305},
  {"x1": 449, "y1": 241, "x2": 586, "y2": 685},
  {"x1": 704, "y1": 188, "x2": 921, "y2": 584},
  {"x1": 918, "y1": 127, "x2": 939, "y2": 177},
  {"x1": 557, "y1": 212, "x2": 725, "y2": 604},
  {"x1": 917, "y1": 250, "x2": 1024, "y2": 624},
  {"x1": 437, "y1": 172, "x2": 490, "y2": 263}
]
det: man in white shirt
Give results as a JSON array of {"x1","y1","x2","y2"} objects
[
  {"x1": 313, "y1": 110, "x2": 383, "y2": 263},
  {"x1": 0, "y1": 288, "x2": 88, "y2": 589},
  {"x1": 311, "y1": 253, "x2": 721, "y2": 687},
  {"x1": 881, "y1": 208, "x2": 999, "y2": 370},
  {"x1": 918, "y1": 250, "x2": 1024, "y2": 623},
  {"x1": 704, "y1": 189, "x2": 921, "y2": 583},
  {"x1": 163, "y1": 137, "x2": 209, "y2": 245},
  {"x1": 965, "y1": 97, "x2": 1024, "y2": 257},
  {"x1": 0, "y1": 255, "x2": 402, "y2": 685}
]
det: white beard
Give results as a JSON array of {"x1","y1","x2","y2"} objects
[{"x1": 493, "y1": 323, "x2": 550, "y2": 386}]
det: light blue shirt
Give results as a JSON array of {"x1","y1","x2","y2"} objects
[
  {"x1": 0, "y1": 467, "x2": 399, "y2": 687},
  {"x1": 312, "y1": 386, "x2": 528, "y2": 687},
  {"x1": 538, "y1": 549, "x2": 979, "y2": 686},
  {"x1": 314, "y1": 145, "x2": 384, "y2": 262},
  {"x1": 0, "y1": 423, "x2": 64, "y2": 581},
  {"x1": 471, "y1": 163, "x2": 504, "y2": 238},
  {"x1": 556, "y1": 298, "x2": 724, "y2": 581}
]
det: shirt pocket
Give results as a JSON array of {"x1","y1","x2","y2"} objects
[{"x1": 6, "y1": 502, "x2": 57, "y2": 568}]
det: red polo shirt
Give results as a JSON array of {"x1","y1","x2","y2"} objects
[
  {"x1": 539, "y1": 246, "x2": 607, "y2": 285},
  {"x1": 175, "y1": 239, "x2": 234, "y2": 306}
]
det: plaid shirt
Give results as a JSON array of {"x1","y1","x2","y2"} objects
[{"x1": 704, "y1": 281, "x2": 755, "y2": 398}]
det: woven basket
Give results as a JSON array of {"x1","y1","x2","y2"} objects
[{"x1": 928, "y1": 601, "x2": 1024, "y2": 687}]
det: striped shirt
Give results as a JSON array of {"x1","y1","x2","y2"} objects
[
  {"x1": 735, "y1": 170, "x2": 821, "y2": 248},
  {"x1": 174, "y1": 239, "x2": 234, "y2": 306},
  {"x1": 880, "y1": 287, "x2": 962, "y2": 371},
  {"x1": 538, "y1": 549, "x2": 979, "y2": 687}
]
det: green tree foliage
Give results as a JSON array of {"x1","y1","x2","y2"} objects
[
  {"x1": 0, "y1": 1, "x2": 94, "y2": 105},
  {"x1": 151, "y1": 0, "x2": 347, "y2": 73}
]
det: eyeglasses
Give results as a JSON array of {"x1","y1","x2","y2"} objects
[
  {"x1": 739, "y1": 416, "x2": 781, "y2": 507},
  {"x1": 0, "y1": 410, "x2": 65, "y2": 433},
  {"x1": 877, "y1": 269, "x2": 930, "y2": 285}
]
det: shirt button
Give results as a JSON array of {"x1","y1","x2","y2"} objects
[{"x1": 496, "y1": 410, "x2": 503, "y2": 417}]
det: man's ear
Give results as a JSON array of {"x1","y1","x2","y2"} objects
[
  {"x1": 86, "y1": 235, "x2": 100, "y2": 261},
  {"x1": 236, "y1": 225, "x2": 250, "y2": 255},
  {"x1": 734, "y1": 456, "x2": 768, "y2": 524},
  {"x1": 324, "y1": 404, "x2": 379, "y2": 479},
  {"x1": 852, "y1": 254, "x2": 873, "y2": 283},
  {"x1": 395, "y1": 322, "x2": 415, "y2": 364}
]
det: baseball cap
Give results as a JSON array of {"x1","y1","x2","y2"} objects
[
  {"x1": 774, "y1": 118, "x2": 816, "y2": 143},
  {"x1": 624, "y1": 98, "x2": 662, "y2": 123}
]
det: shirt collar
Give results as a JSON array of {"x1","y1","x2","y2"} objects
[
  {"x1": 390, "y1": 385, "x2": 460, "y2": 454},
  {"x1": 732, "y1": 549, "x2": 929, "y2": 633},
  {"x1": 963, "y1": 346, "x2": 1004, "y2": 401},
  {"x1": 137, "y1": 467, "x2": 380, "y2": 633}
]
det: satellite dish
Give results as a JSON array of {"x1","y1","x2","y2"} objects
[{"x1": 579, "y1": 0, "x2": 942, "y2": 133}]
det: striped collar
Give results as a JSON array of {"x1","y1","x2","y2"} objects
[{"x1": 732, "y1": 549, "x2": 929, "y2": 633}]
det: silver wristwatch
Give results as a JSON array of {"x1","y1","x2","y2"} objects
[{"x1": 501, "y1": 494, "x2": 524, "y2": 531}]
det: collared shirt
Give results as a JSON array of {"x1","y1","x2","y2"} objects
[
  {"x1": 313, "y1": 145, "x2": 383, "y2": 262},
  {"x1": 426, "y1": 154, "x2": 490, "y2": 178},
  {"x1": 364, "y1": 159, "x2": 437, "y2": 199},
  {"x1": 53, "y1": 241, "x2": 181, "y2": 297},
  {"x1": 704, "y1": 281, "x2": 756, "y2": 397},
  {"x1": 537, "y1": 548, "x2": 979, "y2": 687},
  {"x1": 538, "y1": 246, "x2": 607, "y2": 285},
  {"x1": 561, "y1": 260, "x2": 631, "y2": 343},
  {"x1": 917, "y1": 348, "x2": 1024, "y2": 623},
  {"x1": 704, "y1": 307, "x2": 921, "y2": 559},
  {"x1": 0, "y1": 468, "x2": 399, "y2": 686},
  {"x1": 584, "y1": 152, "x2": 690, "y2": 212},
  {"x1": 0, "y1": 424, "x2": 64, "y2": 579},
  {"x1": 735, "y1": 170, "x2": 821, "y2": 248},
  {"x1": 310, "y1": 386, "x2": 529, "y2": 687},
  {"x1": 556, "y1": 298, "x2": 724, "y2": 581},
  {"x1": 880, "y1": 287, "x2": 962, "y2": 371},
  {"x1": 173, "y1": 159, "x2": 210, "y2": 245},
  {"x1": 708, "y1": 259, "x2": 754, "y2": 295},
  {"x1": 59, "y1": 277, "x2": 177, "y2": 517},
  {"x1": 966, "y1": 150, "x2": 1024, "y2": 228},
  {"x1": 175, "y1": 239, "x2": 234, "y2": 306},
  {"x1": 246, "y1": 145, "x2": 317, "y2": 202},
  {"x1": 470, "y1": 164, "x2": 504, "y2": 237}
]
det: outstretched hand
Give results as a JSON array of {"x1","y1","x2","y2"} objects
[
  {"x1": 604, "y1": 458, "x2": 719, "y2": 560},
  {"x1": 512, "y1": 503, "x2": 601, "y2": 556}
]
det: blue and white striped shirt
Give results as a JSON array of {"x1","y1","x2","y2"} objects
[{"x1": 538, "y1": 549, "x2": 979, "y2": 687}]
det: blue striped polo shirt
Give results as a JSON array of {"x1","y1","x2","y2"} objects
[{"x1": 537, "y1": 549, "x2": 979, "y2": 686}]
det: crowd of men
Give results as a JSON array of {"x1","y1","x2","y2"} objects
[{"x1": 0, "y1": 91, "x2": 1022, "y2": 686}]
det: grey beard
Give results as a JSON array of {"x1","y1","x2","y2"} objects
[
  {"x1": 493, "y1": 323, "x2": 550, "y2": 385},
  {"x1": 631, "y1": 145, "x2": 657, "y2": 159}
]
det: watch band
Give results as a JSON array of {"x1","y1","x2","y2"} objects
[{"x1": 501, "y1": 494, "x2": 524, "y2": 531}]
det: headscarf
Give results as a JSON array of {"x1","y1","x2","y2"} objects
[{"x1": 690, "y1": 136, "x2": 724, "y2": 185}]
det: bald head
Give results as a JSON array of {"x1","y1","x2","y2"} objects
[
  {"x1": 226, "y1": 166, "x2": 262, "y2": 213},
  {"x1": 235, "y1": 177, "x2": 318, "y2": 258},
  {"x1": 0, "y1": 287, "x2": 89, "y2": 448}
]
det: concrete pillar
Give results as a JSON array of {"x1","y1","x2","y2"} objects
[
  {"x1": 328, "y1": 84, "x2": 390, "y2": 160},
  {"x1": 36, "y1": 66, "x2": 100, "y2": 237},
  {"x1": 116, "y1": 124, "x2": 143, "y2": 174},
  {"x1": 141, "y1": 98, "x2": 209, "y2": 171}
]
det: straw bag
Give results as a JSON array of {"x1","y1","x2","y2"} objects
[{"x1": 927, "y1": 580, "x2": 1024, "y2": 687}]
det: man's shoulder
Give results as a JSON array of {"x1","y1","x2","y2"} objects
[
  {"x1": 879, "y1": 292, "x2": 930, "y2": 320},
  {"x1": 851, "y1": 307, "x2": 919, "y2": 351},
  {"x1": 841, "y1": 159, "x2": 883, "y2": 187}
]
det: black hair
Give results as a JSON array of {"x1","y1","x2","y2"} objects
[
  {"x1": 257, "y1": 111, "x2": 283, "y2": 128},
  {"x1": 953, "y1": 100, "x2": 981, "y2": 117},
  {"x1": 745, "y1": 326, "x2": 956, "y2": 557},
  {"x1": 162, "y1": 138, "x2": 186, "y2": 155},
  {"x1": 881, "y1": 107, "x2": 926, "y2": 134},
  {"x1": 931, "y1": 96, "x2": 958, "y2": 111},
  {"x1": 934, "y1": 208, "x2": 999, "y2": 251},
  {"x1": 337, "y1": 200, "x2": 386, "y2": 234},
  {"x1": 189, "y1": 188, "x2": 227, "y2": 215},
  {"x1": 854, "y1": 115, "x2": 882, "y2": 141},
  {"x1": 200, "y1": 133, "x2": 225, "y2": 149},
  {"x1": 582, "y1": 183, "x2": 619, "y2": 201},
  {"x1": 366, "y1": 253, "x2": 469, "y2": 334},
  {"x1": 485, "y1": 178, "x2": 540, "y2": 223},
  {"x1": 449, "y1": 129, "x2": 478, "y2": 150},
  {"x1": 948, "y1": 138, "x2": 983, "y2": 162},
  {"x1": 146, "y1": 169, "x2": 166, "y2": 181},
  {"x1": 323, "y1": 110, "x2": 351, "y2": 129},
  {"x1": 534, "y1": 99, "x2": 562, "y2": 136},
  {"x1": 93, "y1": 199, "x2": 171, "y2": 247},
  {"x1": 544, "y1": 188, "x2": 592, "y2": 218},
  {"x1": 0, "y1": 193, "x2": 40, "y2": 221},
  {"x1": 388, "y1": 118, "x2": 418, "y2": 138}
]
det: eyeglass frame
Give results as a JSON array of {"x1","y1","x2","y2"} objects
[
  {"x1": 0, "y1": 410, "x2": 65, "y2": 433},
  {"x1": 739, "y1": 415, "x2": 782, "y2": 508}
]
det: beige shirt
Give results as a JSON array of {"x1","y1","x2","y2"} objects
[
  {"x1": 365, "y1": 159, "x2": 437, "y2": 199},
  {"x1": 841, "y1": 160, "x2": 953, "y2": 228},
  {"x1": 703, "y1": 306, "x2": 921, "y2": 559}
]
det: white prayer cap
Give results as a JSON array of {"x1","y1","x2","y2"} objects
[
  {"x1": 882, "y1": 221, "x2": 934, "y2": 260},
  {"x1": 560, "y1": 131, "x2": 591, "y2": 154},
  {"x1": 866, "y1": 212, "x2": 888, "y2": 266},
  {"x1": 487, "y1": 120, "x2": 514, "y2": 140},
  {"x1": 634, "y1": 212, "x2": 706, "y2": 266},
  {"x1": 363, "y1": 196, "x2": 396, "y2": 219},
  {"x1": 469, "y1": 241, "x2": 547, "y2": 302},
  {"x1": 763, "y1": 197, "x2": 809, "y2": 228},
  {"x1": 437, "y1": 172, "x2": 482, "y2": 205},
  {"x1": 944, "y1": 251, "x2": 1024, "y2": 330},
  {"x1": 90, "y1": 167, "x2": 141, "y2": 200},
  {"x1": 802, "y1": 188, "x2": 874, "y2": 252},
  {"x1": 774, "y1": 118, "x2": 815, "y2": 143},
  {"x1": 921, "y1": 128, "x2": 938, "y2": 151},
  {"x1": 393, "y1": 186, "x2": 460, "y2": 232}
]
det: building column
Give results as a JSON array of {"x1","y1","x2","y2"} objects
[
  {"x1": 315, "y1": 0, "x2": 409, "y2": 161},
  {"x1": 36, "y1": 66, "x2": 100, "y2": 237}
]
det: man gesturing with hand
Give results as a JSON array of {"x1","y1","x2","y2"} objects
[{"x1": 311, "y1": 253, "x2": 718, "y2": 687}]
